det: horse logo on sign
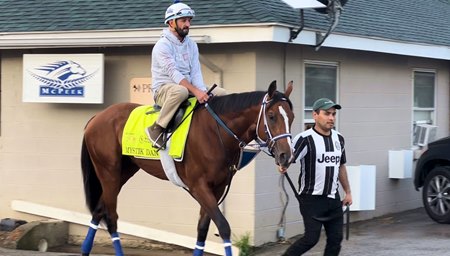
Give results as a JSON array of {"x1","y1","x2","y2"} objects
[{"x1": 27, "y1": 60, "x2": 98, "y2": 97}]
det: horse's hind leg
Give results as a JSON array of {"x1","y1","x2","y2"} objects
[
  {"x1": 82, "y1": 171, "x2": 137, "y2": 256},
  {"x1": 81, "y1": 206, "x2": 104, "y2": 255},
  {"x1": 193, "y1": 208, "x2": 211, "y2": 256},
  {"x1": 81, "y1": 138, "x2": 108, "y2": 256},
  {"x1": 81, "y1": 207, "x2": 103, "y2": 256},
  {"x1": 88, "y1": 163, "x2": 135, "y2": 256},
  {"x1": 102, "y1": 160, "x2": 139, "y2": 256},
  {"x1": 101, "y1": 180, "x2": 125, "y2": 256},
  {"x1": 81, "y1": 175, "x2": 125, "y2": 256}
]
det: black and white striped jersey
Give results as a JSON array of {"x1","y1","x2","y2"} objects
[{"x1": 292, "y1": 127, "x2": 346, "y2": 199}]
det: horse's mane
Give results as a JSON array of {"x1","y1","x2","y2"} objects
[
  {"x1": 208, "y1": 90, "x2": 292, "y2": 115},
  {"x1": 208, "y1": 91, "x2": 265, "y2": 115}
]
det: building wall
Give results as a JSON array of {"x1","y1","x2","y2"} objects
[
  {"x1": 258, "y1": 45, "x2": 450, "y2": 242},
  {"x1": 0, "y1": 46, "x2": 262, "y2": 247},
  {"x1": 246, "y1": 44, "x2": 450, "y2": 245},
  {"x1": 0, "y1": 44, "x2": 449, "y2": 249}
]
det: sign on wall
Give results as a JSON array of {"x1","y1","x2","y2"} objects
[
  {"x1": 22, "y1": 54, "x2": 104, "y2": 103},
  {"x1": 129, "y1": 77, "x2": 153, "y2": 105}
]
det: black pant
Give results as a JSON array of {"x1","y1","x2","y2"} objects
[{"x1": 283, "y1": 195, "x2": 343, "y2": 256}]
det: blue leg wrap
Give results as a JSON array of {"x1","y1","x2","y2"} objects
[
  {"x1": 193, "y1": 241, "x2": 205, "y2": 256},
  {"x1": 81, "y1": 221, "x2": 99, "y2": 254},
  {"x1": 111, "y1": 232, "x2": 124, "y2": 256},
  {"x1": 224, "y1": 239, "x2": 233, "y2": 256}
]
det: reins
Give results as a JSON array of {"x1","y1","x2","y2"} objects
[
  {"x1": 205, "y1": 92, "x2": 292, "y2": 155},
  {"x1": 167, "y1": 87, "x2": 292, "y2": 206},
  {"x1": 205, "y1": 104, "x2": 247, "y2": 148}
]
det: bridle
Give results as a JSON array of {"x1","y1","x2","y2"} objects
[
  {"x1": 255, "y1": 93, "x2": 292, "y2": 156},
  {"x1": 205, "y1": 92, "x2": 292, "y2": 156},
  {"x1": 204, "y1": 92, "x2": 292, "y2": 206}
]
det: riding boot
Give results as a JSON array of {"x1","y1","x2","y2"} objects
[{"x1": 146, "y1": 122, "x2": 166, "y2": 149}]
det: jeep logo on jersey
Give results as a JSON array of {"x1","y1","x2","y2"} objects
[
  {"x1": 27, "y1": 60, "x2": 98, "y2": 97},
  {"x1": 317, "y1": 153, "x2": 341, "y2": 164}
]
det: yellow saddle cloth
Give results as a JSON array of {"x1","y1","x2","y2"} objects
[{"x1": 122, "y1": 98, "x2": 196, "y2": 161}]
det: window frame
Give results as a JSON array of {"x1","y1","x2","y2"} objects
[
  {"x1": 303, "y1": 60, "x2": 340, "y2": 130},
  {"x1": 412, "y1": 69, "x2": 437, "y2": 146},
  {"x1": 412, "y1": 69, "x2": 436, "y2": 125}
]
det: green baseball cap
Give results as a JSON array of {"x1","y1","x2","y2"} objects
[{"x1": 312, "y1": 98, "x2": 341, "y2": 111}]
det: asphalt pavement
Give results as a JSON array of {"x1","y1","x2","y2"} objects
[{"x1": 1, "y1": 207, "x2": 449, "y2": 255}]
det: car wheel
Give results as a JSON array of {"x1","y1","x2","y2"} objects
[{"x1": 422, "y1": 166, "x2": 450, "y2": 224}]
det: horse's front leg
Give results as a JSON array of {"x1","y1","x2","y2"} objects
[
  {"x1": 192, "y1": 185, "x2": 233, "y2": 256},
  {"x1": 193, "y1": 208, "x2": 211, "y2": 256}
]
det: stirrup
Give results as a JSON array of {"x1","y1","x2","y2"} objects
[
  {"x1": 145, "y1": 126, "x2": 166, "y2": 150},
  {"x1": 151, "y1": 133, "x2": 167, "y2": 150}
]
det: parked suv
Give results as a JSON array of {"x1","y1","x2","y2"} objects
[{"x1": 414, "y1": 136, "x2": 450, "y2": 223}]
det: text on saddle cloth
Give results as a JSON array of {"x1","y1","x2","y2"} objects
[{"x1": 121, "y1": 97, "x2": 197, "y2": 161}]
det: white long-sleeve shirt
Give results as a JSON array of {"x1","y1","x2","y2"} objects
[{"x1": 151, "y1": 28, "x2": 206, "y2": 95}]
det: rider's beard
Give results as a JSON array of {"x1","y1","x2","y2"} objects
[{"x1": 175, "y1": 27, "x2": 189, "y2": 38}]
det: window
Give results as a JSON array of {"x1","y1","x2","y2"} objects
[
  {"x1": 412, "y1": 70, "x2": 436, "y2": 146},
  {"x1": 304, "y1": 62, "x2": 338, "y2": 130},
  {"x1": 413, "y1": 71, "x2": 435, "y2": 126}
]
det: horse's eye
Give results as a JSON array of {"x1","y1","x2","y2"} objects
[{"x1": 268, "y1": 112, "x2": 275, "y2": 120}]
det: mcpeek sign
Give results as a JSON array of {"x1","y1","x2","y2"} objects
[{"x1": 23, "y1": 54, "x2": 104, "y2": 103}]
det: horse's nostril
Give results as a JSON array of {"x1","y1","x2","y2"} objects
[{"x1": 278, "y1": 153, "x2": 287, "y2": 166}]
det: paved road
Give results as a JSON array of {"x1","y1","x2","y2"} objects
[
  {"x1": 254, "y1": 207, "x2": 450, "y2": 256},
  {"x1": 1, "y1": 207, "x2": 450, "y2": 255}
]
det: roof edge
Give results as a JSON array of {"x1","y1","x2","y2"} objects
[
  {"x1": 291, "y1": 30, "x2": 450, "y2": 60},
  {"x1": 0, "y1": 25, "x2": 449, "y2": 60}
]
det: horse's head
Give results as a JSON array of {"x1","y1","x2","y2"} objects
[{"x1": 256, "y1": 80, "x2": 294, "y2": 169}]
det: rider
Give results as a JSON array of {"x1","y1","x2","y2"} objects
[{"x1": 147, "y1": 0, "x2": 225, "y2": 149}]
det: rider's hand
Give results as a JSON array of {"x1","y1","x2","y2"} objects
[{"x1": 194, "y1": 87, "x2": 209, "y2": 104}]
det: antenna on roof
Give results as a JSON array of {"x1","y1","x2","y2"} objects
[
  {"x1": 282, "y1": 0, "x2": 326, "y2": 44},
  {"x1": 313, "y1": 0, "x2": 347, "y2": 50},
  {"x1": 285, "y1": 0, "x2": 347, "y2": 51}
]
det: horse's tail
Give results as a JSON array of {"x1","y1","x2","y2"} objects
[{"x1": 81, "y1": 136, "x2": 102, "y2": 214}]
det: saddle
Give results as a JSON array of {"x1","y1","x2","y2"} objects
[{"x1": 146, "y1": 98, "x2": 193, "y2": 133}]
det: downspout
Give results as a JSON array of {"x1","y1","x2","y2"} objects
[{"x1": 199, "y1": 55, "x2": 223, "y2": 87}]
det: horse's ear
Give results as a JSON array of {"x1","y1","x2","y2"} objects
[
  {"x1": 285, "y1": 80, "x2": 293, "y2": 98},
  {"x1": 268, "y1": 80, "x2": 277, "y2": 97}
]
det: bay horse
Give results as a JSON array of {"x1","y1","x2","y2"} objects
[{"x1": 80, "y1": 80, "x2": 294, "y2": 256}]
